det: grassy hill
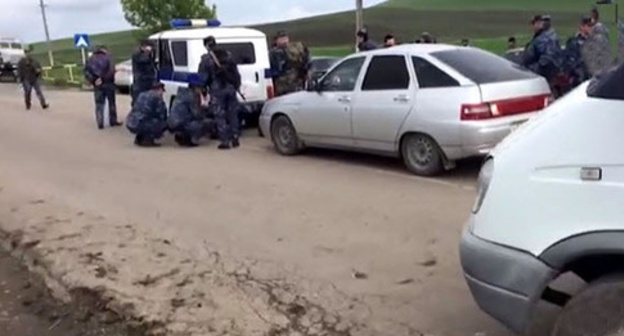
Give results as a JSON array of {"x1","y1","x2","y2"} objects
[{"x1": 31, "y1": 0, "x2": 612, "y2": 67}]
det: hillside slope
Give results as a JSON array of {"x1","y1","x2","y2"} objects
[{"x1": 31, "y1": 0, "x2": 602, "y2": 66}]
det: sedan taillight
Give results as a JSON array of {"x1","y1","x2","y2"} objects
[{"x1": 461, "y1": 94, "x2": 552, "y2": 121}]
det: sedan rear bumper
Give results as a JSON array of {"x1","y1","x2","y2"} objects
[{"x1": 443, "y1": 114, "x2": 535, "y2": 160}]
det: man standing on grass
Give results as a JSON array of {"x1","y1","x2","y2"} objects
[
  {"x1": 17, "y1": 50, "x2": 49, "y2": 111},
  {"x1": 84, "y1": 45, "x2": 122, "y2": 130}
]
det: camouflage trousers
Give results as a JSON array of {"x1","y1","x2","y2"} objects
[
  {"x1": 212, "y1": 87, "x2": 240, "y2": 146},
  {"x1": 274, "y1": 75, "x2": 304, "y2": 97}
]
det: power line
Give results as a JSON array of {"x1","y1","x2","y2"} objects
[{"x1": 38, "y1": 0, "x2": 54, "y2": 66}]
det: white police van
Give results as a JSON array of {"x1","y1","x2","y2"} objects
[{"x1": 148, "y1": 19, "x2": 274, "y2": 122}]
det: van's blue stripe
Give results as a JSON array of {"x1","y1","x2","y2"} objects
[{"x1": 158, "y1": 68, "x2": 273, "y2": 83}]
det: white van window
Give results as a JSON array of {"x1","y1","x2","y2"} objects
[
  {"x1": 171, "y1": 41, "x2": 188, "y2": 67},
  {"x1": 0, "y1": 43, "x2": 9, "y2": 48},
  {"x1": 159, "y1": 39, "x2": 173, "y2": 69},
  {"x1": 219, "y1": 43, "x2": 255, "y2": 65},
  {"x1": 11, "y1": 43, "x2": 22, "y2": 49}
]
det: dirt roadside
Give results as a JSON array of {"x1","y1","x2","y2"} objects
[{"x1": 0, "y1": 244, "x2": 142, "y2": 336}]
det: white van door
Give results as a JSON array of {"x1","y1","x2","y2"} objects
[{"x1": 219, "y1": 40, "x2": 267, "y2": 103}]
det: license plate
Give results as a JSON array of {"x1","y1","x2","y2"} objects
[{"x1": 510, "y1": 120, "x2": 526, "y2": 132}]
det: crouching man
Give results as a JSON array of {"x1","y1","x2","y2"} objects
[
  {"x1": 126, "y1": 82, "x2": 168, "y2": 147},
  {"x1": 168, "y1": 81, "x2": 213, "y2": 147}
]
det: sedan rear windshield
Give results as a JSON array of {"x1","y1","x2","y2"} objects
[
  {"x1": 432, "y1": 49, "x2": 537, "y2": 84},
  {"x1": 587, "y1": 64, "x2": 624, "y2": 100}
]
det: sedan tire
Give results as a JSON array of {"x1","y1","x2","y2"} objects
[
  {"x1": 552, "y1": 274, "x2": 624, "y2": 336},
  {"x1": 401, "y1": 134, "x2": 443, "y2": 176},
  {"x1": 271, "y1": 116, "x2": 302, "y2": 156}
]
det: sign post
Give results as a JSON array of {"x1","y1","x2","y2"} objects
[{"x1": 73, "y1": 34, "x2": 90, "y2": 65}]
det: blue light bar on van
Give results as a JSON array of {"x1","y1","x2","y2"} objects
[{"x1": 170, "y1": 19, "x2": 221, "y2": 29}]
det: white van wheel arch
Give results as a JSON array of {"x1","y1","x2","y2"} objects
[{"x1": 552, "y1": 273, "x2": 624, "y2": 336}]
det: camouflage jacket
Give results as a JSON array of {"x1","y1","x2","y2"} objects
[
  {"x1": 168, "y1": 87, "x2": 203, "y2": 130},
  {"x1": 523, "y1": 28, "x2": 563, "y2": 81},
  {"x1": 582, "y1": 28, "x2": 613, "y2": 76},
  {"x1": 127, "y1": 90, "x2": 167, "y2": 130}
]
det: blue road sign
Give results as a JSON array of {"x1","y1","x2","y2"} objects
[{"x1": 74, "y1": 34, "x2": 90, "y2": 49}]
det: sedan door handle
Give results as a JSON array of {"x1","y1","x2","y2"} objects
[
  {"x1": 394, "y1": 95, "x2": 410, "y2": 102},
  {"x1": 338, "y1": 96, "x2": 351, "y2": 103}
]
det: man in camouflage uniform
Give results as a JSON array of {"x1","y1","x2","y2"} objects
[
  {"x1": 17, "y1": 50, "x2": 49, "y2": 110},
  {"x1": 126, "y1": 82, "x2": 168, "y2": 147},
  {"x1": 211, "y1": 47, "x2": 242, "y2": 150},
  {"x1": 270, "y1": 31, "x2": 310, "y2": 97},
  {"x1": 523, "y1": 15, "x2": 564, "y2": 93},
  {"x1": 564, "y1": 17, "x2": 592, "y2": 88},
  {"x1": 583, "y1": 7, "x2": 614, "y2": 76},
  {"x1": 168, "y1": 82, "x2": 212, "y2": 147}
]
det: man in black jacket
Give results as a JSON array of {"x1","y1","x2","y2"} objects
[
  {"x1": 85, "y1": 45, "x2": 122, "y2": 129},
  {"x1": 17, "y1": 50, "x2": 48, "y2": 110},
  {"x1": 131, "y1": 40, "x2": 157, "y2": 107}
]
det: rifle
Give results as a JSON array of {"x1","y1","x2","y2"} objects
[{"x1": 208, "y1": 50, "x2": 246, "y2": 101}]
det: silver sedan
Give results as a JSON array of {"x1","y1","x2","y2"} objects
[{"x1": 259, "y1": 44, "x2": 551, "y2": 176}]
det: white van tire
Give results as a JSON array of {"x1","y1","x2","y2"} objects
[
  {"x1": 271, "y1": 116, "x2": 302, "y2": 156},
  {"x1": 552, "y1": 274, "x2": 624, "y2": 336},
  {"x1": 401, "y1": 134, "x2": 443, "y2": 176}
]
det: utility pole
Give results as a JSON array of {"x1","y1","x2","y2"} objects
[
  {"x1": 38, "y1": 0, "x2": 54, "y2": 66},
  {"x1": 355, "y1": 0, "x2": 363, "y2": 51}
]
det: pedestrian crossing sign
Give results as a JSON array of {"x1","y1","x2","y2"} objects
[{"x1": 74, "y1": 34, "x2": 90, "y2": 49}]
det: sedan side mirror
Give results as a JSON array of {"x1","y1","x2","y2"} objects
[{"x1": 307, "y1": 78, "x2": 320, "y2": 92}]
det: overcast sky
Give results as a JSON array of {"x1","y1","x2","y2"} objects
[{"x1": 1, "y1": 0, "x2": 385, "y2": 43}]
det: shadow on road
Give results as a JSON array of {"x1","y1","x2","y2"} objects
[{"x1": 291, "y1": 147, "x2": 482, "y2": 185}]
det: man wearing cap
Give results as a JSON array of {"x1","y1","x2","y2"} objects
[
  {"x1": 85, "y1": 45, "x2": 122, "y2": 129},
  {"x1": 126, "y1": 82, "x2": 168, "y2": 147},
  {"x1": 168, "y1": 81, "x2": 212, "y2": 147},
  {"x1": 131, "y1": 40, "x2": 157, "y2": 107},
  {"x1": 269, "y1": 31, "x2": 310, "y2": 97},
  {"x1": 523, "y1": 15, "x2": 563, "y2": 91},
  {"x1": 356, "y1": 28, "x2": 378, "y2": 51}
]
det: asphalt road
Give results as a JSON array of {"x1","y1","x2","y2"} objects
[{"x1": 0, "y1": 84, "x2": 555, "y2": 335}]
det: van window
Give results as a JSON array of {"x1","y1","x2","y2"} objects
[
  {"x1": 171, "y1": 41, "x2": 188, "y2": 66},
  {"x1": 218, "y1": 43, "x2": 255, "y2": 65},
  {"x1": 587, "y1": 63, "x2": 624, "y2": 100},
  {"x1": 412, "y1": 57, "x2": 459, "y2": 88},
  {"x1": 432, "y1": 48, "x2": 536, "y2": 84},
  {"x1": 159, "y1": 39, "x2": 173, "y2": 70},
  {"x1": 11, "y1": 43, "x2": 22, "y2": 49},
  {"x1": 362, "y1": 55, "x2": 410, "y2": 91},
  {"x1": 0, "y1": 43, "x2": 9, "y2": 48}
]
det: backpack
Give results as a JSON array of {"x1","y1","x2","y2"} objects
[{"x1": 285, "y1": 42, "x2": 307, "y2": 71}]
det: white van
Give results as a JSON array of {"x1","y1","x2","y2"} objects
[
  {"x1": 149, "y1": 20, "x2": 274, "y2": 121},
  {"x1": 461, "y1": 64, "x2": 624, "y2": 336},
  {"x1": 0, "y1": 37, "x2": 25, "y2": 65}
]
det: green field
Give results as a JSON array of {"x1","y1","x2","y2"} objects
[{"x1": 29, "y1": 0, "x2": 617, "y2": 83}]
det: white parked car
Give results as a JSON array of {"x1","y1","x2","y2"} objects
[
  {"x1": 259, "y1": 44, "x2": 551, "y2": 176},
  {"x1": 114, "y1": 59, "x2": 133, "y2": 94},
  {"x1": 461, "y1": 64, "x2": 624, "y2": 336}
]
